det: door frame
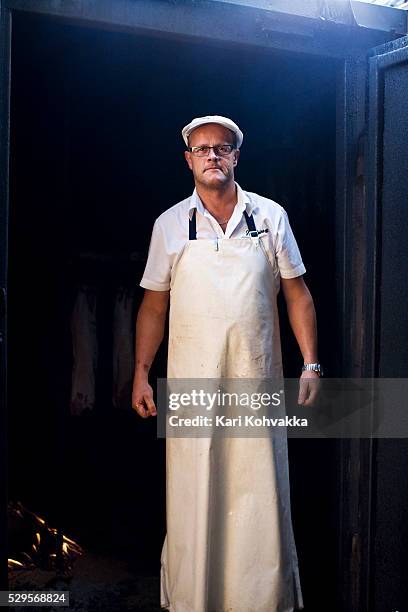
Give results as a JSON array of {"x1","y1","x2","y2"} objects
[
  {"x1": 0, "y1": 0, "x2": 11, "y2": 591},
  {"x1": 0, "y1": 0, "x2": 404, "y2": 606}
]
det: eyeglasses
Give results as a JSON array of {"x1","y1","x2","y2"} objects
[{"x1": 188, "y1": 144, "x2": 236, "y2": 157}]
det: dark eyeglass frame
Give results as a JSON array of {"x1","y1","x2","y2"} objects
[{"x1": 187, "y1": 144, "x2": 236, "y2": 157}]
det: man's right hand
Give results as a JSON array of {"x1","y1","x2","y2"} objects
[
  {"x1": 132, "y1": 289, "x2": 169, "y2": 418},
  {"x1": 132, "y1": 377, "x2": 157, "y2": 418}
]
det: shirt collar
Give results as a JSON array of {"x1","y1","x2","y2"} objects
[{"x1": 188, "y1": 182, "x2": 254, "y2": 219}]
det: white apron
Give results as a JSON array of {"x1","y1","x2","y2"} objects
[{"x1": 160, "y1": 213, "x2": 304, "y2": 612}]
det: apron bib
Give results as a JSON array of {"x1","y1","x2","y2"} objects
[{"x1": 160, "y1": 211, "x2": 304, "y2": 612}]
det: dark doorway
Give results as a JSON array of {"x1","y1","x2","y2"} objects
[{"x1": 8, "y1": 12, "x2": 338, "y2": 610}]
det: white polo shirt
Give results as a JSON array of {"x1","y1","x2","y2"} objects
[{"x1": 140, "y1": 183, "x2": 306, "y2": 292}]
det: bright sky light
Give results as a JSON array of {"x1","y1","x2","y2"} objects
[{"x1": 353, "y1": 0, "x2": 408, "y2": 8}]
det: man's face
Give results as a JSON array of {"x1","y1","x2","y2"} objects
[{"x1": 184, "y1": 123, "x2": 240, "y2": 190}]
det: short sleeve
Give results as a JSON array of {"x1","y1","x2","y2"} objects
[
  {"x1": 275, "y1": 209, "x2": 306, "y2": 279},
  {"x1": 140, "y1": 220, "x2": 171, "y2": 291}
]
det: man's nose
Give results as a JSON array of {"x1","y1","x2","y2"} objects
[{"x1": 207, "y1": 147, "x2": 219, "y2": 160}]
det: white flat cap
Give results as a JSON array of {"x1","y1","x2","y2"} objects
[{"x1": 182, "y1": 115, "x2": 243, "y2": 148}]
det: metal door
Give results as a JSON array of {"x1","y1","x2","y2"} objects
[{"x1": 365, "y1": 34, "x2": 408, "y2": 612}]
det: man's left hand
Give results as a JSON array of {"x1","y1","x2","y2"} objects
[{"x1": 298, "y1": 370, "x2": 321, "y2": 406}]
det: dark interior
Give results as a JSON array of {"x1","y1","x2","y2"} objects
[{"x1": 8, "y1": 12, "x2": 340, "y2": 609}]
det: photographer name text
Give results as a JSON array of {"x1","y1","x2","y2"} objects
[{"x1": 168, "y1": 415, "x2": 308, "y2": 428}]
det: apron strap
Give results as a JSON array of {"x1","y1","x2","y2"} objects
[
  {"x1": 189, "y1": 209, "x2": 197, "y2": 240},
  {"x1": 243, "y1": 210, "x2": 256, "y2": 233},
  {"x1": 188, "y1": 208, "x2": 257, "y2": 240}
]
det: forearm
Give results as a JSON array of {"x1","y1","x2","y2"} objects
[
  {"x1": 285, "y1": 290, "x2": 318, "y2": 363},
  {"x1": 134, "y1": 300, "x2": 167, "y2": 380}
]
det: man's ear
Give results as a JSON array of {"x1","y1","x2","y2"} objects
[
  {"x1": 184, "y1": 150, "x2": 193, "y2": 170},
  {"x1": 233, "y1": 148, "x2": 240, "y2": 167}
]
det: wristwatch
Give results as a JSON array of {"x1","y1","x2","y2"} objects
[{"x1": 302, "y1": 362, "x2": 324, "y2": 377}]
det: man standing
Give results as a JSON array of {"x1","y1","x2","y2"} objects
[{"x1": 132, "y1": 116, "x2": 321, "y2": 611}]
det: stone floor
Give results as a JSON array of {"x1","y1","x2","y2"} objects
[{"x1": 9, "y1": 552, "x2": 162, "y2": 611}]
